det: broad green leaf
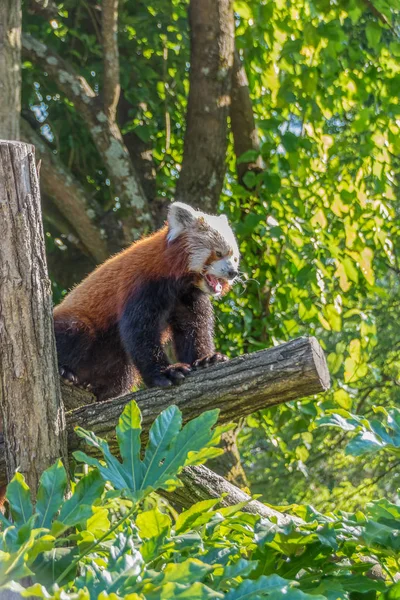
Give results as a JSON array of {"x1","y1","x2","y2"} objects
[
  {"x1": 237, "y1": 150, "x2": 260, "y2": 165},
  {"x1": 224, "y1": 574, "x2": 291, "y2": 599},
  {"x1": 148, "y1": 581, "x2": 223, "y2": 599},
  {"x1": 116, "y1": 401, "x2": 143, "y2": 492},
  {"x1": 140, "y1": 405, "x2": 182, "y2": 490},
  {"x1": 75, "y1": 401, "x2": 219, "y2": 500},
  {"x1": 74, "y1": 429, "x2": 133, "y2": 489},
  {"x1": 136, "y1": 507, "x2": 171, "y2": 540},
  {"x1": 366, "y1": 21, "x2": 382, "y2": 48},
  {"x1": 6, "y1": 473, "x2": 33, "y2": 526},
  {"x1": 158, "y1": 558, "x2": 214, "y2": 586},
  {"x1": 57, "y1": 469, "x2": 104, "y2": 527},
  {"x1": 36, "y1": 459, "x2": 67, "y2": 529},
  {"x1": 175, "y1": 499, "x2": 219, "y2": 534}
]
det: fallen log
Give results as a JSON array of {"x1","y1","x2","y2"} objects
[{"x1": 0, "y1": 336, "x2": 330, "y2": 486}]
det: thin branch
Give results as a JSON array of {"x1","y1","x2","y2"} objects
[
  {"x1": 230, "y1": 48, "x2": 263, "y2": 188},
  {"x1": 21, "y1": 118, "x2": 110, "y2": 263},
  {"x1": 362, "y1": 0, "x2": 398, "y2": 37},
  {"x1": 22, "y1": 33, "x2": 153, "y2": 239},
  {"x1": 102, "y1": 0, "x2": 120, "y2": 122},
  {"x1": 27, "y1": 0, "x2": 58, "y2": 20}
]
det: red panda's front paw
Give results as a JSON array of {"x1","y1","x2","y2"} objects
[
  {"x1": 192, "y1": 353, "x2": 229, "y2": 369},
  {"x1": 59, "y1": 366, "x2": 79, "y2": 386},
  {"x1": 154, "y1": 363, "x2": 192, "y2": 387}
]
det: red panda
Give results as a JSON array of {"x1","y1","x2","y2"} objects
[{"x1": 54, "y1": 202, "x2": 240, "y2": 400}]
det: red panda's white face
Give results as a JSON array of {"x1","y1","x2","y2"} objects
[{"x1": 167, "y1": 202, "x2": 240, "y2": 297}]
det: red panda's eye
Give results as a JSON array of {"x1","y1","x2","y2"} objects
[{"x1": 216, "y1": 251, "x2": 222, "y2": 258}]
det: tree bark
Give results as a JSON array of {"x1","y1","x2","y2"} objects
[
  {"x1": 175, "y1": 0, "x2": 234, "y2": 213},
  {"x1": 208, "y1": 427, "x2": 249, "y2": 488},
  {"x1": 20, "y1": 119, "x2": 110, "y2": 263},
  {"x1": 230, "y1": 48, "x2": 263, "y2": 187},
  {"x1": 22, "y1": 33, "x2": 153, "y2": 240},
  {"x1": 0, "y1": 336, "x2": 329, "y2": 486},
  {"x1": 102, "y1": 0, "x2": 120, "y2": 123},
  {"x1": 0, "y1": 0, "x2": 21, "y2": 140},
  {"x1": 0, "y1": 141, "x2": 67, "y2": 495},
  {"x1": 27, "y1": 0, "x2": 58, "y2": 20},
  {"x1": 168, "y1": 464, "x2": 301, "y2": 525},
  {"x1": 118, "y1": 98, "x2": 157, "y2": 209}
]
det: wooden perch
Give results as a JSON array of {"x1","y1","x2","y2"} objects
[{"x1": 0, "y1": 336, "x2": 330, "y2": 486}]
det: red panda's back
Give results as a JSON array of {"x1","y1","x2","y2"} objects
[{"x1": 54, "y1": 228, "x2": 170, "y2": 332}]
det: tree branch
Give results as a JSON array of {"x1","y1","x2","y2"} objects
[
  {"x1": 362, "y1": 0, "x2": 397, "y2": 35},
  {"x1": 0, "y1": 336, "x2": 329, "y2": 486},
  {"x1": 169, "y1": 464, "x2": 301, "y2": 525},
  {"x1": 102, "y1": 0, "x2": 120, "y2": 123},
  {"x1": 20, "y1": 118, "x2": 109, "y2": 263},
  {"x1": 175, "y1": 0, "x2": 235, "y2": 213},
  {"x1": 22, "y1": 33, "x2": 153, "y2": 239},
  {"x1": 230, "y1": 48, "x2": 263, "y2": 187},
  {"x1": 27, "y1": 0, "x2": 59, "y2": 20},
  {"x1": 0, "y1": 0, "x2": 21, "y2": 140},
  {"x1": 118, "y1": 97, "x2": 157, "y2": 209}
]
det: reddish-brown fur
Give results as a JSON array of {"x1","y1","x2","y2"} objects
[{"x1": 54, "y1": 226, "x2": 190, "y2": 333}]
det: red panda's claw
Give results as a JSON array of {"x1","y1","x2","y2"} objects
[
  {"x1": 192, "y1": 353, "x2": 229, "y2": 369},
  {"x1": 59, "y1": 366, "x2": 79, "y2": 386},
  {"x1": 152, "y1": 376, "x2": 173, "y2": 388},
  {"x1": 160, "y1": 363, "x2": 191, "y2": 386}
]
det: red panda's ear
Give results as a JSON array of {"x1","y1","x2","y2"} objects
[{"x1": 167, "y1": 202, "x2": 198, "y2": 242}]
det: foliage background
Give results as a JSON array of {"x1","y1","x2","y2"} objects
[{"x1": 22, "y1": 0, "x2": 400, "y2": 513}]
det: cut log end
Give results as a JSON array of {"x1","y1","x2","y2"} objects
[{"x1": 309, "y1": 336, "x2": 331, "y2": 392}]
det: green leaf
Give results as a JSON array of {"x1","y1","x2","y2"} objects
[
  {"x1": 384, "y1": 582, "x2": 400, "y2": 599},
  {"x1": 136, "y1": 507, "x2": 171, "y2": 540},
  {"x1": 140, "y1": 405, "x2": 183, "y2": 490},
  {"x1": 224, "y1": 574, "x2": 291, "y2": 599},
  {"x1": 36, "y1": 459, "x2": 67, "y2": 529},
  {"x1": 263, "y1": 173, "x2": 281, "y2": 193},
  {"x1": 366, "y1": 21, "x2": 382, "y2": 48},
  {"x1": 57, "y1": 469, "x2": 104, "y2": 528},
  {"x1": 159, "y1": 558, "x2": 214, "y2": 586},
  {"x1": 175, "y1": 499, "x2": 220, "y2": 534},
  {"x1": 237, "y1": 150, "x2": 260, "y2": 165},
  {"x1": 73, "y1": 429, "x2": 133, "y2": 490},
  {"x1": 6, "y1": 473, "x2": 33, "y2": 526},
  {"x1": 74, "y1": 401, "x2": 220, "y2": 500},
  {"x1": 116, "y1": 400, "x2": 143, "y2": 492}
]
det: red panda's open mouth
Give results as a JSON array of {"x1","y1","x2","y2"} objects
[{"x1": 204, "y1": 274, "x2": 224, "y2": 294}]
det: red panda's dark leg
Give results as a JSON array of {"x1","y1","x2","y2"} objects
[
  {"x1": 170, "y1": 289, "x2": 218, "y2": 364},
  {"x1": 54, "y1": 320, "x2": 93, "y2": 384},
  {"x1": 119, "y1": 280, "x2": 190, "y2": 387}
]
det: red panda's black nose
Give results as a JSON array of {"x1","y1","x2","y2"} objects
[{"x1": 228, "y1": 269, "x2": 238, "y2": 279}]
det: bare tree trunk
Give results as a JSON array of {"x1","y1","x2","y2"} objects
[
  {"x1": 0, "y1": 0, "x2": 21, "y2": 140},
  {"x1": 230, "y1": 48, "x2": 263, "y2": 187},
  {"x1": 175, "y1": 0, "x2": 234, "y2": 213},
  {"x1": 0, "y1": 141, "x2": 67, "y2": 497}
]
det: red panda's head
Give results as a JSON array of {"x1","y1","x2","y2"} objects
[{"x1": 167, "y1": 202, "x2": 240, "y2": 297}]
